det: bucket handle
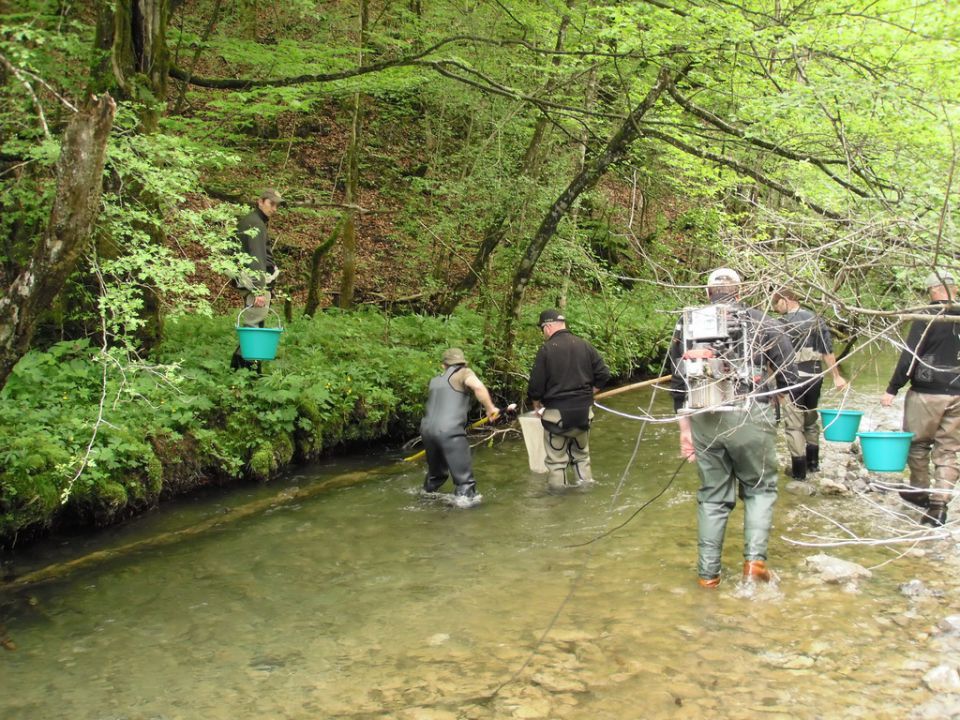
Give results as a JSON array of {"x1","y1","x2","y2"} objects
[{"x1": 237, "y1": 307, "x2": 284, "y2": 330}]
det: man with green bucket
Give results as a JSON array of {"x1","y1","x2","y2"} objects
[
  {"x1": 772, "y1": 287, "x2": 849, "y2": 481},
  {"x1": 881, "y1": 271, "x2": 960, "y2": 527},
  {"x1": 230, "y1": 189, "x2": 283, "y2": 371}
]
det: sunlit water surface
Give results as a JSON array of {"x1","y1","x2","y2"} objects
[{"x1": 2, "y1": 354, "x2": 956, "y2": 719}]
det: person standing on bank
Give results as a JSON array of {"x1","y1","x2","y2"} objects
[
  {"x1": 881, "y1": 271, "x2": 960, "y2": 527},
  {"x1": 528, "y1": 309, "x2": 611, "y2": 492},
  {"x1": 772, "y1": 287, "x2": 849, "y2": 481},
  {"x1": 421, "y1": 348, "x2": 500, "y2": 504},
  {"x1": 670, "y1": 269, "x2": 799, "y2": 588},
  {"x1": 231, "y1": 189, "x2": 282, "y2": 371}
]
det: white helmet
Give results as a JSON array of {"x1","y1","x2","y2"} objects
[{"x1": 707, "y1": 268, "x2": 741, "y2": 286}]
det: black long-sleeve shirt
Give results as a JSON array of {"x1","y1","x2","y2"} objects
[
  {"x1": 527, "y1": 329, "x2": 610, "y2": 411},
  {"x1": 886, "y1": 301, "x2": 960, "y2": 396}
]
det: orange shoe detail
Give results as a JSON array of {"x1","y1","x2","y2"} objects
[
  {"x1": 698, "y1": 576, "x2": 720, "y2": 588},
  {"x1": 742, "y1": 560, "x2": 771, "y2": 582}
]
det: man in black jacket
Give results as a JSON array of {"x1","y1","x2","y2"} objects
[
  {"x1": 527, "y1": 309, "x2": 610, "y2": 492},
  {"x1": 231, "y1": 189, "x2": 282, "y2": 370},
  {"x1": 881, "y1": 271, "x2": 960, "y2": 526}
]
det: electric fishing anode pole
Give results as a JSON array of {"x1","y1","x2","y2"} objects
[
  {"x1": 592, "y1": 374, "x2": 672, "y2": 401},
  {"x1": 403, "y1": 403, "x2": 518, "y2": 463}
]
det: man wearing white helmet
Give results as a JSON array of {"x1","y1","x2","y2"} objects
[
  {"x1": 881, "y1": 270, "x2": 960, "y2": 527},
  {"x1": 668, "y1": 268, "x2": 799, "y2": 588}
]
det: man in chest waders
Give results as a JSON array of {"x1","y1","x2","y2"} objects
[
  {"x1": 670, "y1": 269, "x2": 799, "y2": 588},
  {"x1": 527, "y1": 309, "x2": 611, "y2": 493},
  {"x1": 881, "y1": 271, "x2": 960, "y2": 527},
  {"x1": 420, "y1": 348, "x2": 500, "y2": 505},
  {"x1": 772, "y1": 287, "x2": 849, "y2": 481}
]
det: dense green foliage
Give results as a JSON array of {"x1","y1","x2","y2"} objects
[
  {"x1": 1, "y1": 0, "x2": 957, "y2": 542},
  {"x1": 0, "y1": 293, "x2": 672, "y2": 544}
]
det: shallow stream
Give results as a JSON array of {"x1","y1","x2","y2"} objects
[{"x1": 2, "y1": 355, "x2": 958, "y2": 719}]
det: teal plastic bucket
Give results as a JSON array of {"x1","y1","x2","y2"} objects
[
  {"x1": 857, "y1": 431, "x2": 914, "y2": 472},
  {"x1": 819, "y1": 408, "x2": 863, "y2": 442},
  {"x1": 236, "y1": 309, "x2": 284, "y2": 361}
]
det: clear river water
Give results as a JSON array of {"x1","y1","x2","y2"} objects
[{"x1": 2, "y1": 352, "x2": 958, "y2": 719}]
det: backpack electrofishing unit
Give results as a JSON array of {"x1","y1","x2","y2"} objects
[{"x1": 676, "y1": 304, "x2": 761, "y2": 412}]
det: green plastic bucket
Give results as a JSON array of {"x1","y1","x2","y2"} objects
[
  {"x1": 236, "y1": 309, "x2": 284, "y2": 361},
  {"x1": 857, "y1": 431, "x2": 914, "y2": 472},
  {"x1": 819, "y1": 408, "x2": 863, "y2": 442}
]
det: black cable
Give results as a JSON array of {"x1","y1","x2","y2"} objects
[{"x1": 565, "y1": 456, "x2": 689, "y2": 548}]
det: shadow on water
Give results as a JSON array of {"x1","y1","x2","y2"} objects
[{"x1": 0, "y1": 354, "x2": 956, "y2": 719}]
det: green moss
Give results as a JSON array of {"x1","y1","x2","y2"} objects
[
  {"x1": 249, "y1": 444, "x2": 275, "y2": 480},
  {"x1": 145, "y1": 450, "x2": 163, "y2": 497}
]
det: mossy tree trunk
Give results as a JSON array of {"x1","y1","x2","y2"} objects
[
  {"x1": 88, "y1": 0, "x2": 170, "y2": 351},
  {"x1": 338, "y1": 0, "x2": 368, "y2": 310},
  {"x1": 93, "y1": 0, "x2": 170, "y2": 133},
  {"x1": 0, "y1": 95, "x2": 117, "y2": 390}
]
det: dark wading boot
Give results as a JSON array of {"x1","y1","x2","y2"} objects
[
  {"x1": 805, "y1": 444, "x2": 820, "y2": 473},
  {"x1": 790, "y1": 456, "x2": 808, "y2": 481},
  {"x1": 899, "y1": 489, "x2": 930, "y2": 508},
  {"x1": 231, "y1": 346, "x2": 254, "y2": 371},
  {"x1": 921, "y1": 503, "x2": 948, "y2": 527}
]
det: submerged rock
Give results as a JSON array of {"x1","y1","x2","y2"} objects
[
  {"x1": 900, "y1": 580, "x2": 945, "y2": 599},
  {"x1": 804, "y1": 553, "x2": 872, "y2": 584},
  {"x1": 923, "y1": 664, "x2": 960, "y2": 693},
  {"x1": 937, "y1": 616, "x2": 960, "y2": 635}
]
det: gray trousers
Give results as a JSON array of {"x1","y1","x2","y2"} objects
[
  {"x1": 541, "y1": 407, "x2": 594, "y2": 491},
  {"x1": 241, "y1": 290, "x2": 272, "y2": 326},
  {"x1": 903, "y1": 390, "x2": 960, "y2": 504},
  {"x1": 690, "y1": 403, "x2": 779, "y2": 580},
  {"x1": 422, "y1": 432, "x2": 476, "y2": 497}
]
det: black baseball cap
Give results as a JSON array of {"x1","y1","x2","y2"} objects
[{"x1": 538, "y1": 308, "x2": 565, "y2": 328}]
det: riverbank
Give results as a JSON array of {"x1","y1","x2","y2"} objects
[{"x1": 0, "y1": 299, "x2": 672, "y2": 548}]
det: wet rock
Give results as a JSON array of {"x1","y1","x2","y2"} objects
[
  {"x1": 804, "y1": 553, "x2": 872, "y2": 584},
  {"x1": 427, "y1": 633, "x2": 450, "y2": 646},
  {"x1": 900, "y1": 580, "x2": 943, "y2": 598},
  {"x1": 817, "y1": 477, "x2": 852, "y2": 496},
  {"x1": 938, "y1": 616, "x2": 960, "y2": 635},
  {"x1": 760, "y1": 651, "x2": 815, "y2": 670},
  {"x1": 531, "y1": 672, "x2": 586, "y2": 694},
  {"x1": 785, "y1": 480, "x2": 817, "y2": 496},
  {"x1": 923, "y1": 664, "x2": 960, "y2": 693},
  {"x1": 910, "y1": 696, "x2": 960, "y2": 720},
  {"x1": 397, "y1": 708, "x2": 458, "y2": 720}
]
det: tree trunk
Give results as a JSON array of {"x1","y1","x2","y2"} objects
[
  {"x1": 305, "y1": 216, "x2": 345, "y2": 316},
  {"x1": 496, "y1": 66, "x2": 680, "y2": 368},
  {"x1": 437, "y1": 10, "x2": 572, "y2": 317},
  {"x1": 338, "y1": 0, "x2": 368, "y2": 310},
  {"x1": 558, "y1": 65, "x2": 597, "y2": 310},
  {"x1": 111, "y1": 0, "x2": 170, "y2": 132},
  {"x1": 0, "y1": 95, "x2": 117, "y2": 389}
]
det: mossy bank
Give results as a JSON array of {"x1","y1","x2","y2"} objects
[{"x1": 0, "y1": 294, "x2": 673, "y2": 548}]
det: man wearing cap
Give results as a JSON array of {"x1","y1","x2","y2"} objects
[
  {"x1": 231, "y1": 189, "x2": 282, "y2": 371},
  {"x1": 881, "y1": 270, "x2": 960, "y2": 527},
  {"x1": 528, "y1": 309, "x2": 611, "y2": 492},
  {"x1": 669, "y1": 268, "x2": 798, "y2": 587},
  {"x1": 420, "y1": 348, "x2": 500, "y2": 503},
  {"x1": 772, "y1": 286, "x2": 849, "y2": 481}
]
